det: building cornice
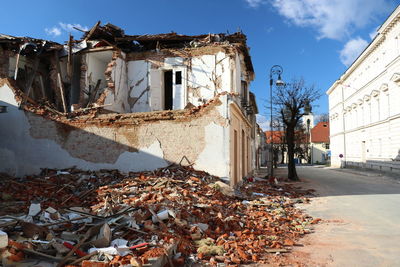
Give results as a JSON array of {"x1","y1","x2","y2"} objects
[
  {"x1": 326, "y1": 5, "x2": 400, "y2": 96},
  {"x1": 391, "y1": 72, "x2": 400, "y2": 85},
  {"x1": 330, "y1": 112, "x2": 400, "y2": 138}
]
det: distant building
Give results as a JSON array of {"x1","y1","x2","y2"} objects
[
  {"x1": 255, "y1": 124, "x2": 267, "y2": 169},
  {"x1": 265, "y1": 117, "x2": 330, "y2": 165},
  {"x1": 310, "y1": 121, "x2": 330, "y2": 164},
  {"x1": 327, "y1": 5, "x2": 400, "y2": 173}
]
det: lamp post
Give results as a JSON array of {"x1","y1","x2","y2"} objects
[
  {"x1": 269, "y1": 65, "x2": 284, "y2": 178},
  {"x1": 307, "y1": 118, "x2": 310, "y2": 164}
]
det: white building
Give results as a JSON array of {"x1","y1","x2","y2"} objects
[{"x1": 327, "y1": 5, "x2": 400, "y2": 173}]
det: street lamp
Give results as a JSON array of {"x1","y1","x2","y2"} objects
[{"x1": 269, "y1": 65, "x2": 284, "y2": 178}]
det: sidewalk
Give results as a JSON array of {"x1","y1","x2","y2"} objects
[
  {"x1": 253, "y1": 167, "x2": 268, "y2": 178},
  {"x1": 323, "y1": 165, "x2": 400, "y2": 180}
]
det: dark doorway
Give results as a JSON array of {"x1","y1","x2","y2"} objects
[{"x1": 164, "y1": 70, "x2": 173, "y2": 110}]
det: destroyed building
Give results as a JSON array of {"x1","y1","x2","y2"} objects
[{"x1": 0, "y1": 22, "x2": 262, "y2": 185}]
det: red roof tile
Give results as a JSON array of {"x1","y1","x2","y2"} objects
[
  {"x1": 311, "y1": 121, "x2": 330, "y2": 143},
  {"x1": 265, "y1": 131, "x2": 285, "y2": 144},
  {"x1": 265, "y1": 130, "x2": 308, "y2": 144}
]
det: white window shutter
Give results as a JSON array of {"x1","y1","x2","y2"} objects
[{"x1": 150, "y1": 70, "x2": 162, "y2": 111}]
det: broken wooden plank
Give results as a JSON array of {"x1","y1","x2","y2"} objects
[
  {"x1": 44, "y1": 106, "x2": 65, "y2": 116},
  {"x1": 39, "y1": 74, "x2": 46, "y2": 99},
  {"x1": 54, "y1": 50, "x2": 67, "y2": 113},
  {"x1": 13, "y1": 52, "x2": 20, "y2": 80},
  {"x1": 22, "y1": 57, "x2": 40, "y2": 106},
  {"x1": 84, "y1": 21, "x2": 101, "y2": 42},
  {"x1": 57, "y1": 226, "x2": 94, "y2": 267},
  {"x1": 86, "y1": 79, "x2": 102, "y2": 107},
  {"x1": 23, "y1": 248, "x2": 63, "y2": 261},
  {"x1": 57, "y1": 74, "x2": 67, "y2": 113},
  {"x1": 67, "y1": 34, "x2": 73, "y2": 80},
  {"x1": 42, "y1": 215, "x2": 91, "y2": 227}
]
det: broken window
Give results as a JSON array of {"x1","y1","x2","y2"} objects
[
  {"x1": 241, "y1": 81, "x2": 248, "y2": 105},
  {"x1": 175, "y1": 71, "x2": 182, "y2": 85}
]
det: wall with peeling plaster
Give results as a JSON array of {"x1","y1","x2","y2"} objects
[
  {"x1": 0, "y1": 82, "x2": 232, "y2": 179},
  {"x1": 104, "y1": 53, "x2": 130, "y2": 113},
  {"x1": 126, "y1": 50, "x2": 242, "y2": 112},
  {"x1": 127, "y1": 60, "x2": 150, "y2": 112},
  {"x1": 81, "y1": 48, "x2": 248, "y2": 115}
]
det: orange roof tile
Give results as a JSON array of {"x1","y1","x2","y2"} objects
[{"x1": 311, "y1": 121, "x2": 330, "y2": 143}]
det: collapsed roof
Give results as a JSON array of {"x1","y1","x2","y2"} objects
[
  {"x1": 0, "y1": 22, "x2": 255, "y2": 116},
  {"x1": 1, "y1": 21, "x2": 254, "y2": 74}
]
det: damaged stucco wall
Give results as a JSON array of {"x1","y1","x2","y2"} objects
[
  {"x1": 75, "y1": 46, "x2": 248, "y2": 114},
  {"x1": 0, "y1": 80, "x2": 231, "y2": 178},
  {"x1": 128, "y1": 60, "x2": 151, "y2": 112},
  {"x1": 125, "y1": 47, "x2": 242, "y2": 112},
  {"x1": 103, "y1": 51, "x2": 130, "y2": 113}
]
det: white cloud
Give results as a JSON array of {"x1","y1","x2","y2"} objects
[
  {"x1": 270, "y1": 0, "x2": 391, "y2": 40},
  {"x1": 256, "y1": 114, "x2": 270, "y2": 131},
  {"x1": 245, "y1": 0, "x2": 266, "y2": 8},
  {"x1": 45, "y1": 22, "x2": 89, "y2": 38},
  {"x1": 45, "y1": 27, "x2": 61, "y2": 37},
  {"x1": 369, "y1": 26, "x2": 379, "y2": 40},
  {"x1": 339, "y1": 37, "x2": 369, "y2": 66},
  {"x1": 59, "y1": 22, "x2": 89, "y2": 32},
  {"x1": 265, "y1": 26, "x2": 274, "y2": 33}
]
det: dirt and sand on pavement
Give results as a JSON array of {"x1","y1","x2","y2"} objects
[{"x1": 278, "y1": 166, "x2": 400, "y2": 267}]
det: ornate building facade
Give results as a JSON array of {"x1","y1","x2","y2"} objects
[{"x1": 327, "y1": 5, "x2": 400, "y2": 173}]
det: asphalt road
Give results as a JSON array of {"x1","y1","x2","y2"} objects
[{"x1": 289, "y1": 166, "x2": 400, "y2": 267}]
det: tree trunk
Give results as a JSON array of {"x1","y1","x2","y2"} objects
[{"x1": 286, "y1": 125, "x2": 299, "y2": 181}]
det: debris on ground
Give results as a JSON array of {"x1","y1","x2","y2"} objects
[{"x1": 0, "y1": 165, "x2": 318, "y2": 266}]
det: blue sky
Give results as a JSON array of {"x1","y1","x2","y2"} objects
[{"x1": 1, "y1": 0, "x2": 398, "y2": 129}]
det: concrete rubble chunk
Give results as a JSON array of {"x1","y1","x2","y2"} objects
[
  {"x1": 90, "y1": 223, "x2": 111, "y2": 248},
  {"x1": 28, "y1": 203, "x2": 41, "y2": 217},
  {"x1": 210, "y1": 181, "x2": 234, "y2": 196},
  {"x1": 61, "y1": 231, "x2": 80, "y2": 242}
]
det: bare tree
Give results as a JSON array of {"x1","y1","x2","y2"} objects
[{"x1": 273, "y1": 78, "x2": 321, "y2": 181}]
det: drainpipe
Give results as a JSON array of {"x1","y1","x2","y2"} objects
[{"x1": 341, "y1": 84, "x2": 347, "y2": 168}]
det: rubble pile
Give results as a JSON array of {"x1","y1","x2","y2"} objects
[{"x1": 0, "y1": 166, "x2": 317, "y2": 266}]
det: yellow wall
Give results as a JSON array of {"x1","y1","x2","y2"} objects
[{"x1": 229, "y1": 103, "x2": 252, "y2": 186}]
